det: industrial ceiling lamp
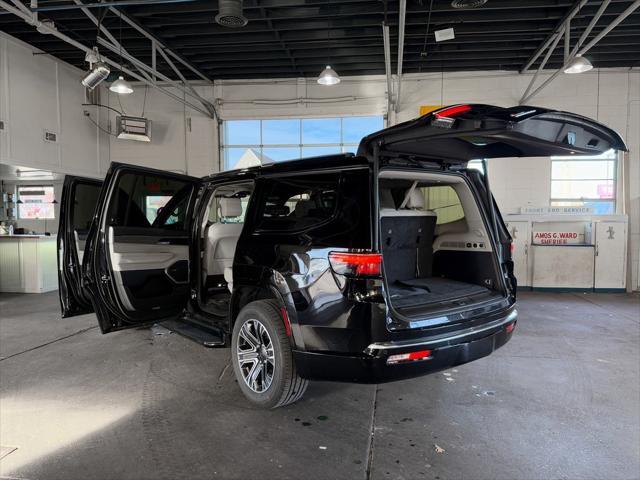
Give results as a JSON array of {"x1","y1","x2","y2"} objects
[
  {"x1": 318, "y1": 66, "x2": 341, "y2": 85},
  {"x1": 564, "y1": 55, "x2": 593, "y2": 74},
  {"x1": 110, "y1": 9, "x2": 134, "y2": 95},
  {"x1": 110, "y1": 76, "x2": 133, "y2": 94},
  {"x1": 317, "y1": 1, "x2": 340, "y2": 86}
]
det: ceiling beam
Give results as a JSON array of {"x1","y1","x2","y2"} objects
[
  {"x1": 106, "y1": 5, "x2": 212, "y2": 83},
  {"x1": 521, "y1": 0, "x2": 640, "y2": 104},
  {"x1": 0, "y1": 0, "x2": 215, "y2": 117}
]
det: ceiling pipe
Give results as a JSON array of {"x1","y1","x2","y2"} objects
[
  {"x1": 394, "y1": 0, "x2": 406, "y2": 113},
  {"x1": 29, "y1": 0, "x2": 199, "y2": 12},
  {"x1": 382, "y1": 22, "x2": 393, "y2": 112}
]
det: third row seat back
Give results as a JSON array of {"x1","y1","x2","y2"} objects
[{"x1": 381, "y1": 188, "x2": 437, "y2": 285}]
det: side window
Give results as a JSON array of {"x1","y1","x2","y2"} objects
[
  {"x1": 422, "y1": 185, "x2": 464, "y2": 225},
  {"x1": 108, "y1": 173, "x2": 193, "y2": 231},
  {"x1": 255, "y1": 173, "x2": 340, "y2": 231}
]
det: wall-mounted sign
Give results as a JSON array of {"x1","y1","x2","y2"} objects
[
  {"x1": 532, "y1": 221, "x2": 589, "y2": 246},
  {"x1": 521, "y1": 206, "x2": 594, "y2": 215}
]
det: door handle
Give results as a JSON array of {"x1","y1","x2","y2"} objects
[{"x1": 156, "y1": 240, "x2": 171, "y2": 245}]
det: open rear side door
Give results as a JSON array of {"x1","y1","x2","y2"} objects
[
  {"x1": 58, "y1": 176, "x2": 103, "y2": 318},
  {"x1": 83, "y1": 163, "x2": 200, "y2": 333}
]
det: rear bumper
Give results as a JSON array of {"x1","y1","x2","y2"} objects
[{"x1": 293, "y1": 309, "x2": 516, "y2": 383}]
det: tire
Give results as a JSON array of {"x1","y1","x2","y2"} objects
[{"x1": 231, "y1": 300, "x2": 308, "y2": 408}]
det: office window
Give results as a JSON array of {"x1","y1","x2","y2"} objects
[
  {"x1": 551, "y1": 150, "x2": 617, "y2": 214},
  {"x1": 17, "y1": 186, "x2": 55, "y2": 219},
  {"x1": 222, "y1": 116, "x2": 384, "y2": 170}
]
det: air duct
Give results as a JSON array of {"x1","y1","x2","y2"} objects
[{"x1": 215, "y1": 0, "x2": 248, "y2": 28}]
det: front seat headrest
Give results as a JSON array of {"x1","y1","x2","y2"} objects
[{"x1": 219, "y1": 197, "x2": 242, "y2": 217}]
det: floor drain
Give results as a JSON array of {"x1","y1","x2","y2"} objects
[{"x1": 0, "y1": 446, "x2": 18, "y2": 459}]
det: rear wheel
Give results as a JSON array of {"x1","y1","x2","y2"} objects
[{"x1": 231, "y1": 300, "x2": 308, "y2": 408}]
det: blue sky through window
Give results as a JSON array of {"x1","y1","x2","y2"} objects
[{"x1": 222, "y1": 116, "x2": 384, "y2": 170}]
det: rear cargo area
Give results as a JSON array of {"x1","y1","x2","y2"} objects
[{"x1": 379, "y1": 170, "x2": 504, "y2": 317}]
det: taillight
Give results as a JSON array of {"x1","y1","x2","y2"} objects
[
  {"x1": 328, "y1": 252, "x2": 382, "y2": 277},
  {"x1": 387, "y1": 349, "x2": 433, "y2": 365},
  {"x1": 510, "y1": 242, "x2": 515, "y2": 253},
  {"x1": 505, "y1": 322, "x2": 516, "y2": 334},
  {"x1": 434, "y1": 104, "x2": 472, "y2": 118}
]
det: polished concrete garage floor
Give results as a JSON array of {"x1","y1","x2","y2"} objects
[{"x1": 1, "y1": 291, "x2": 639, "y2": 480}]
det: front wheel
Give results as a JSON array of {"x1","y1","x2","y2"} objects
[{"x1": 231, "y1": 300, "x2": 308, "y2": 408}]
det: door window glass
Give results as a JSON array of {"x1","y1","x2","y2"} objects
[
  {"x1": 108, "y1": 173, "x2": 193, "y2": 231},
  {"x1": 256, "y1": 173, "x2": 340, "y2": 231},
  {"x1": 72, "y1": 183, "x2": 101, "y2": 233}
]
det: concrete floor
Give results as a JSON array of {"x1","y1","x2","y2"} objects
[{"x1": 1, "y1": 291, "x2": 638, "y2": 480}]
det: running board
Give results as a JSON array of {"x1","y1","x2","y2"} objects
[{"x1": 160, "y1": 319, "x2": 226, "y2": 348}]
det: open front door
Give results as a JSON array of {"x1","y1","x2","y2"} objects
[
  {"x1": 58, "y1": 176, "x2": 103, "y2": 318},
  {"x1": 84, "y1": 164, "x2": 200, "y2": 333}
]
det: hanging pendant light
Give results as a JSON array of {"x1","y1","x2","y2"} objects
[
  {"x1": 318, "y1": 65, "x2": 340, "y2": 85},
  {"x1": 564, "y1": 55, "x2": 593, "y2": 74},
  {"x1": 110, "y1": 9, "x2": 134, "y2": 95},
  {"x1": 317, "y1": 0, "x2": 340, "y2": 85},
  {"x1": 110, "y1": 76, "x2": 134, "y2": 94}
]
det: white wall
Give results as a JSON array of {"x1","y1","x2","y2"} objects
[
  {"x1": 0, "y1": 32, "x2": 217, "y2": 180},
  {"x1": 0, "y1": 32, "x2": 109, "y2": 179},
  {"x1": 105, "y1": 86, "x2": 218, "y2": 178},
  {"x1": 0, "y1": 31, "x2": 638, "y2": 289}
]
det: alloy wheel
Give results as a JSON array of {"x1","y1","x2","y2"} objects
[{"x1": 236, "y1": 318, "x2": 276, "y2": 393}]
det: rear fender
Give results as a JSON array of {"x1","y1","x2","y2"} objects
[{"x1": 230, "y1": 269, "x2": 304, "y2": 350}]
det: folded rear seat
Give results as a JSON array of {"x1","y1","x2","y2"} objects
[{"x1": 380, "y1": 188, "x2": 437, "y2": 287}]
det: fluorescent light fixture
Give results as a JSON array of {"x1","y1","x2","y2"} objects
[
  {"x1": 564, "y1": 55, "x2": 593, "y2": 74},
  {"x1": 109, "y1": 76, "x2": 133, "y2": 95},
  {"x1": 81, "y1": 62, "x2": 110, "y2": 90},
  {"x1": 317, "y1": 65, "x2": 340, "y2": 85}
]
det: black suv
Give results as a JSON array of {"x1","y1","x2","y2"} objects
[{"x1": 58, "y1": 104, "x2": 626, "y2": 408}]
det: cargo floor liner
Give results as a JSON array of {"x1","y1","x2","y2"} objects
[{"x1": 388, "y1": 277, "x2": 491, "y2": 308}]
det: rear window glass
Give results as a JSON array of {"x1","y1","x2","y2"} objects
[
  {"x1": 421, "y1": 185, "x2": 464, "y2": 225},
  {"x1": 108, "y1": 173, "x2": 193, "y2": 231},
  {"x1": 255, "y1": 173, "x2": 340, "y2": 231}
]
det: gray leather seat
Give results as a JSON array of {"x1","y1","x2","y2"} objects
[{"x1": 205, "y1": 197, "x2": 244, "y2": 291}]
